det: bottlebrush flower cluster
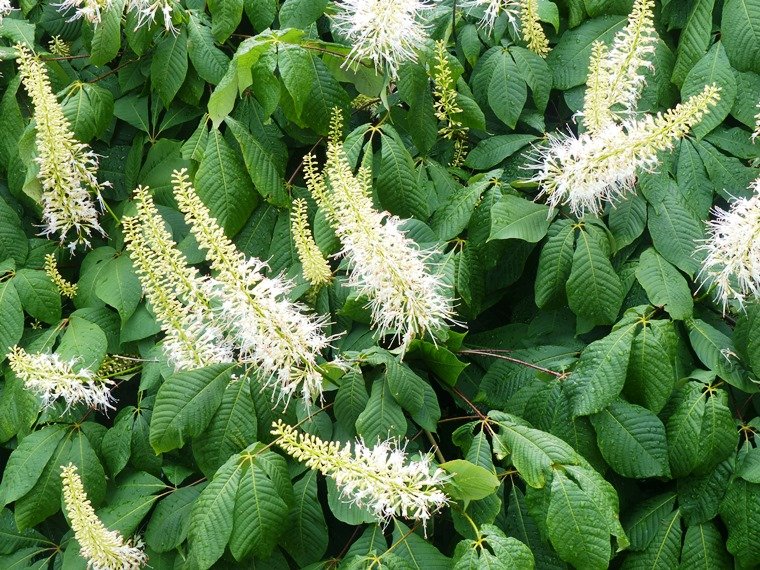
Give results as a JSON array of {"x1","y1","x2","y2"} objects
[
  {"x1": 15, "y1": 43, "x2": 106, "y2": 251},
  {"x1": 699, "y1": 177, "x2": 760, "y2": 312},
  {"x1": 290, "y1": 198, "x2": 333, "y2": 288},
  {"x1": 61, "y1": 464, "x2": 148, "y2": 570},
  {"x1": 304, "y1": 112, "x2": 455, "y2": 352},
  {"x1": 332, "y1": 0, "x2": 431, "y2": 79},
  {"x1": 272, "y1": 420, "x2": 450, "y2": 530},
  {"x1": 8, "y1": 346, "x2": 115, "y2": 412},
  {"x1": 56, "y1": 0, "x2": 177, "y2": 32},
  {"x1": 528, "y1": 0, "x2": 719, "y2": 217}
]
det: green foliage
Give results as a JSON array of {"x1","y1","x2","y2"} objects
[{"x1": 0, "y1": 1, "x2": 757, "y2": 569}]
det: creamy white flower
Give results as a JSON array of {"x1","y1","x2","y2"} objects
[
  {"x1": 304, "y1": 115, "x2": 455, "y2": 352},
  {"x1": 8, "y1": 346, "x2": 114, "y2": 412},
  {"x1": 460, "y1": 0, "x2": 518, "y2": 32},
  {"x1": 332, "y1": 0, "x2": 430, "y2": 78},
  {"x1": 172, "y1": 169, "x2": 332, "y2": 404},
  {"x1": 16, "y1": 43, "x2": 106, "y2": 251},
  {"x1": 61, "y1": 464, "x2": 148, "y2": 570},
  {"x1": 530, "y1": 84, "x2": 721, "y2": 216},
  {"x1": 122, "y1": 191, "x2": 234, "y2": 372},
  {"x1": 127, "y1": 0, "x2": 177, "y2": 33},
  {"x1": 0, "y1": 0, "x2": 14, "y2": 23},
  {"x1": 55, "y1": 0, "x2": 112, "y2": 24},
  {"x1": 698, "y1": 177, "x2": 760, "y2": 312},
  {"x1": 581, "y1": 0, "x2": 657, "y2": 134},
  {"x1": 272, "y1": 420, "x2": 450, "y2": 530}
]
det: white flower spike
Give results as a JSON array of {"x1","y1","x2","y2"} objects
[
  {"x1": 0, "y1": 0, "x2": 15, "y2": 23},
  {"x1": 55, "y1": 0, "x2": 112, "y2": 24},
  {"x1": 699, "y1": 177, "x2": 760, "y2": 313},
  {"x1": 15, "y1": 43, "x2": 106, "y2": 251},
  {"x1": 460, "y1": 0, "x2": 519, "y2": 32},
  {"x1": 8, "y1": 346, "x2": 115, "y2": 412},
  {"x1": 126, "y1": 0, "x2": 177, "y2": 33},
  {"x1": 172, "y1": 169, "x2": 332, "y2": 405},
  {"x1": 61, "y1": 464, "x2": 148, "y2": 570},
  {"x1": 332, "y1": 0, "x2": 431, "y2": 78},
  {"x1": 304, "y1": 112, "x2": 455, "y2": 352},
  {"x1": 272, "y1": 420, "x2": 450, "y2": 531}
]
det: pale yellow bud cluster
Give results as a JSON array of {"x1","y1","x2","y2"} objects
[
  {"x1": 122, "y1": 194, "x2": 233, "y2": 372},
  {"x1": 520, "y1": 0, "x2": 549, "y2": 57},
  {"x1": 582, "y1": 0, "x2": 657, "y2": 134},
  {"x1": 431, "y1": 41, "x2": 468, "y2": 167},
  {"x1": 272, "y1": 420, "x2": 450, "y2": 529},
  {"x1": 290, "y1": 198, "x2": 332, "y2": 288},
  {"x1": 61, "y1": 464, "x2": 148, "y2": 570},
  {"x1": 16, "y1": 43, "x2": 106, "y2": 251},
  {"x1": 48, "y1": 36, "x2": 71, "y2": 57},
  {"x1": 44, "y1": 253, "x2": 78, "y2": 299}
]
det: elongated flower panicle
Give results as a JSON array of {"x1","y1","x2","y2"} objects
[
  {"x1": 171, "y1": 170, "x2": 331, "y2": 404},
  {"x1": 8, "y1": 346, "x2": 114, "y2": 412},
  {"x1": 530, "y1": 84, "x2": 720, "y2": 216},
  {"x1": 272, "y1": 420, "x2": 450, "y2": 529},
  {"x1": 304, "y1": 113, "x2": 455, "y2": 351},
  {"x1": 581, "y1": 0, "x2": 657, "y2": 133},
  {"x1": 55, "y1": 0, "x2": 112, "y2": 24},
  {"x1": 699, "y1": 177, "x2": 760, "y2": 312},
  {"x1": 520, "y1": 0, "x2": 549, "y2": 57},
  {"x1": 460, "y1": 0, "x2": 519, "y2": 32},
  {"x1": 45, "y1": 253, "x2": 78, "y2": 298},
  {"x1": 291, "y1": 199, "x2": 332, "y2": 287},
  {"x1": 61, "y1": 464, "x2": 148, "y2": 570},
  {"x1": 332, "y1": 0, "x2": 430, "y2": 78},
  {"x1": 123, "y1": 189, "x2": 233, "y2": 372},
  {"x1": 15, "y1": 44, "x2": 105, "y2": 251}
]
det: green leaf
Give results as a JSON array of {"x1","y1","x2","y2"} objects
[
  {"x1": 722, "y1": 0, "x2": 760, "y2": 72},
  {"x1": 687, "y1": 318, "x2": 753, "y2": 391},
  {"x1": 546, "y1": 15, "x2": 627, "y2": 89},
  {"x1": 56, "y1": 316, "x2": 107, "y2": 371},
  {"x1": 647, "y1": 190, "x2": 704, "y2": 277},
  {"x1": 720, "y1": 478, "x2": 760, "y2": 567},
  {"x1": 188, "y1": 454, "x2": 243, "y2": 570},
  {"x1": 195, "y1": 129, "x2": 258, "y2": 236},
  {"x1": 207, "y1": 0, "x2": 243, "y2": 43},
  {"x1": 60, "y1": 83, "x2": 114, "y2": 142},
  {"x1": 0, "y1": 426, "x2": 66, "y2": 506},
  {"x1": 635, "y1": 248, "x2": 693, "y2": 320},
  {"x1": 566, "y1": 324, "x2": 637, "y2": 416},
  {"x1": 150, "y1": 364, "x2": 235, "y2": 453},
  {"x1": 193, "y1": 376, "x2": 257, "y2": 476},
  {"x1": 406, "y1": 340, "x2": 468, "y2": 387},
  {"x1": 535, "y1": 219, "x2": 575, "y2": 308},
  {"x1": 671, "y1": 0, "x2": 716, "y2": 86},
  {"x1": 146, "y1": 485, "x2": 204, "y2": 553},
  {"x1": 334, "y1": 370, "x2": 369, "y2": 435},
  {"x1": 0, "y1": 281, "x2": 24, "y2": 362},
  {"x1": 547, "y1": 471, "x2": 611, "y2": 570},
  {"x1": 487, "y1": 49, "x2": 527, "y2": 129},
  {"x1": 681, "y1": 42, "x2": 737, "y2": 139},
  {"x1": 12, "y1": 269, "x2": 60, "y2": 325},
  {"x1": 622, "y1": 492, "x2": 677, "y2": 551},
  {"x1": 94, "y1": 254, "x2": 141, "y2": 324},
  {"x1": 89, "y1": 0, "x2": 124, "y2": 66},
  {"x1": 0, "y1": 509, "x2": 47, "y2": 554},
  {"x1": 151, "y1": 29, "x2": 189, "y2": 106},
  {"x1": 621, "y1": 509, "x2": 681, "y2": 570},
  {"x1": 279, "y1": 0, "x2": 328, "y2": 27},
  {"x1": 187, "y1": 13, "x2": 230, "y2": 85},
  {"x1": 0, "y1": 198, "x2": 28, "y2": 265},
  {"x1": 377, "y1": 127, "x2": 428, "y2": 220},
  {"x1": 609, "y1": 192, "x2": 647, "y2": 250},
  {"x1": 355, "y1": 378, "x2": 407, "y2": 441},
  {"x1": 489, "y1": 194, "x2": 552, "y2": 243},
  {"x1": 465, "y1": 135, "x2": 537, "y2": 170},
  {"x1": 624, "y1": 321, "x2": 676, "y2": 413},
  {"x1": 281, "y1": 471, "x2": 328, "y2": 566},
  {"x1": 392, "y1": 520, "x2": 452, "y2": 568},
  {"x1": 225, "y1": 117, "x2": 287, "y2": 207},
  {"x1": 430, "y1": 175, "x2": 495, "y2": 241},
  {"x1": 591, "y1": 399, "x2": 670, "y2": 478},
  {"x1": 679, "y1": 520, "x2": 731, "y2": 569},
  {"x1": 567, "y1": 228, "x2": 624, "y2": 324},
  {"x1": 509, "y1": 46, "x2": 552, "y2": 111},
  {"x1": 441, "y1": 459, "x2": 500, "y2": 501}
]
